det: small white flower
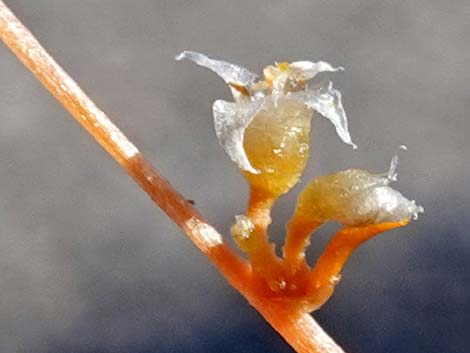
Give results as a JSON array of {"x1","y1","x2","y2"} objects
[{"x1": 176, "y1": 51, "x2": 356, "y2": 174}]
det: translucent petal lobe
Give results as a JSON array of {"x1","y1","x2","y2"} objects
[
  {"x1": 291, "y1": 81, "x2": 357, "y2": 148},
  {"x1": 289, "y1": 61, "x2": 343, "y2": 81},
  {"x1": 176, "y1": 51, "x2": 258, "y2": 87},
  {"x1": 351, "y1": 186, "x2": 424, "y2": 224},
  {"x1": 212, "y1": 99, "x2": 264, "y2": 174}
]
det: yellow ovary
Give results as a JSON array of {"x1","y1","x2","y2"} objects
[
  {"x1": 294, "y1": 169, "x2": 378, "y2": 225},
  {"x1": 243, "y1": 98, "x2": 312, "y2": 199}
]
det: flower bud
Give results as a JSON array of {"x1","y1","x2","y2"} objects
[{"x1": 294, "y1": 164, "x2": 423, "y2": 226}]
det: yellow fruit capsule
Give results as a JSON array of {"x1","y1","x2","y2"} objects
[
  {"x1": 294, "y1": 169, "x2": 373, "y2": 224},
  {"x1": 242, "y1": 98, "x2": 312, "y2": 199},
  {"x1": 293, "y1": 168, "x2": 423, "y2": 226}
]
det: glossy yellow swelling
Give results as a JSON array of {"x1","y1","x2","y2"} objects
[
  {"x1": 293, "y1": 169, "x2": 379, "y2": 225},
  {"x1": 243, "y1": 98, "x2": 312, "y2": 199}
]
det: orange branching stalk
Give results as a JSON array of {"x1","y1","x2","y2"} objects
[
  {"x1": 0, "y1": 2, "x2": 423, "y2": 353},
  {"x1": 177, "y1": 51, "x2": 423, "y2": 312}
]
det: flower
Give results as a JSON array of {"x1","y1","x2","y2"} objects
[
  {"x1": 177, "y1": 51, "x2": 423, "y2": 306},
  {"x1": 176, "y1": 51, "x2": 356, "y2": 199}
]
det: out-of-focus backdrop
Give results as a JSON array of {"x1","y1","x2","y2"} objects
[{"x1": 0, "y1": 1, "x2": 469, "y2": 352}]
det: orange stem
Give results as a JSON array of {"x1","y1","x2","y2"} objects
[
  {"x1": 283, "y1": 216, "x2": 323, "y2": 272},
  {"x1": 245, "y1": 187, "x2": 284, "y2": 284},
  {"x1": 246, "y1": 186, "x2": 276, "y2": 232},
  {"x1": 308, "y1": 221, "x2": 409, "y2": 306},
  {"x1": 0, "y1": 2, "x2": 345, "y2": 352}
]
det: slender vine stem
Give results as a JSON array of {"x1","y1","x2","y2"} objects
[{"x1": 0, "y1": 2, "x2": 345, "y2": 352}]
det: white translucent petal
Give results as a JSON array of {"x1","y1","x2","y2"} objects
[
  {"x1": 176, "y1": 51, "x2": 258, "y2": 87},
  {"x1": 351, "y1": 186, "x2": 424, "y2": 224},
  {"x1": 291, "y1": 81, "x2": 357, "y2": 148},
  {"x1": 212, "y1": 99, "x2": 264, "y2": 174},
  {"x1": 382, "y1": 147, "x2": 409, "y2": 182},
  {"x1": 387, "y1": 154, "x2": 399, "y2": 181},
  {"x1": 289, "y1": 61, "x2": 343, "y2": 81},
  {"x1": 346, "y1": 161, "x2": 424, "y2": 224},
  {"x1": 272, "y1": 71, "x2": 289, "y2": 98}
]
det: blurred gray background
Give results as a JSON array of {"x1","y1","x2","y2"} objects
[{"x1": 0, "y1": 1, "x2": 469, "y2": 352}]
